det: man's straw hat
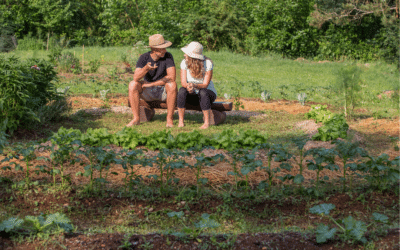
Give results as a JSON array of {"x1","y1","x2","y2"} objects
[
  {"x1": 148, "y1": 34, "x2": 172, "y2": 48},
  {"x1": 181, "y1": 42, "x2": 205, "y2": 60}
]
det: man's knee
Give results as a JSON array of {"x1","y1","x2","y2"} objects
[
  {"x1": 165, "y1": 81, "x2": 177, "y2": 93},
  {"x1": 129, "y1": 80, "x2": 142, "y2": 92}
]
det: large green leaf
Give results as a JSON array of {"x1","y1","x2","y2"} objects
[
  {"x1": 315, "y1": 224, "x2": 337, "y2": 243},
  {"x1": 0, "y1": 217, "x2": 24, "y2": 232},
  {"x1": 309, "y1": 203, "x2": 335, "y2": 215}
]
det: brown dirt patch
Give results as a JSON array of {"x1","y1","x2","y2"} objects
[{"x1": 351, "y1": 117, "x2": 399, "y2": 137}]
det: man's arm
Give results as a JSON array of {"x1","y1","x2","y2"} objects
[
  {"x1": 142, "y1": 66, "x2": 176, "y2": 88},
  {"x1": 133, "y1": 62, "x2": 157, "y2": 82}
]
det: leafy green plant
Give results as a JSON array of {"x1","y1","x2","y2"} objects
[
  {"x1": 212, "y1": 129, "x2": 267, "y2": 151},
  {"x1": 261, "y1": 90, "x2": 272, "y2": 102},
  {"x1": 291, "y1": 137, "x2": 310, "y2": 187},
  {"x1": 259, "y1": 143, "x2": 293, "y2": 194},
  {"x1": 297, "y1": 92, "x2": 307, "y2": 105},
  {"x1": 7, "y1": 142, "x2": 38, "y2": 187},
  {"x1": 56, "y1": 52, "x2": 81, "y2": 73},
  {"x1": 309, "y1": 203, "x2": 389, "y2": 244},
  {"x1": 304, "y1": 148, "x2": 338, "y2": 196},
  {"x1": 333, "y1": 140, "x2": 368, "y2": 191},
  {"x1": 88, "y1": 59, "x2": 101, "y2": 73},
  {"x1": 190, "y1": 154, "x2": 225, "y2": 195},
  {"x1": 359, "y1": 154, "x2": 400, "y2": 191},
  {"x1": 0, "y1": 56, "x2": 58, "y2": 134},
  {"x1": 0, "y1": 213, "x2": 74, "y2": 237},
  {"x1": 175, "y1": 130, "x2": 210, "y2": 150},
  {"x1": 112, "y1": 127, "x2": 147, "y2": 149},
  {"x1": 145, "y1": 130, "x2": 176, "y2": 150},
  {"x1": 312, "y1": 115, "x2": 349, "y2": 141},
  {"x1": 149, "y1": 149, "x2": 190, "y2": 194},
  {"x1": 305, "y1": 105, "x2": 334, "y2": 123},
  {"x1": 120, "y1": 149, "x2": 153, "y2": 191}
]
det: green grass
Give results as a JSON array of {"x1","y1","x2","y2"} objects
[{"x1": 3, "y1": 47, "x2": 398, "y2": 111}]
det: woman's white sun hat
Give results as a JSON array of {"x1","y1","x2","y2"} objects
[{"x1": 181, "y1": 42, "x2": 205, "y2": 60}]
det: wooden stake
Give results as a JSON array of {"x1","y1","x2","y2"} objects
[{"x1": 82, "y1": 44, "x2": 84, "y2": 74}]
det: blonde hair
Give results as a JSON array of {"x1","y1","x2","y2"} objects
[{"x1": 186, "y1": 56, "x2": 212, "y2": 79}]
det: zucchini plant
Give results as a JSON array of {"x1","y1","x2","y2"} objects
[{"x1": 309, "y1": 203, "x2": 389, "y2": 244}]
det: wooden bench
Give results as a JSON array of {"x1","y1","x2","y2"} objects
[{"x1": 128, "y1": 99, "x2": 233, "y2": 125}]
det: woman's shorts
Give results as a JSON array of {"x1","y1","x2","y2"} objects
[{"x1": 140, "y1": 85, "x2": 167, "y2": 102}]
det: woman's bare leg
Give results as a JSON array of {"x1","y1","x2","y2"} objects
[
  {"x1": 200, "y1": 110, "x2": 211, "y2": 129},
  {"x1": 178, "y1": 108, "x2": 185, "y2": 127}
]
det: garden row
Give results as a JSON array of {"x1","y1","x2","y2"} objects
[{"x1": 1, "y1": 134, "x2": 398, "y2": 197}]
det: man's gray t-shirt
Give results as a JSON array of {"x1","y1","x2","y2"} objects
[{"x1": 136, "y1": 51, "x2": 175, "y2": 83}]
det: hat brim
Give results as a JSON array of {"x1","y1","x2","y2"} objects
[
  {"x1": 149, "y1": 40, "x2": 172, "y2": 48},
  {"x1": 181, "y1": 47, "x2": 205, "y2": 60}
]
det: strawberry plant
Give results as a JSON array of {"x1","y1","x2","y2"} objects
[
  {"x1": 304, "y1": 148, "x2": 338, "y2": 196},
  {"x1": 333, "y1": 140, "x2": 368, "y2": 191},
  {"x1": 309, "y1": 203, "x2": 389, "y2": 244}
]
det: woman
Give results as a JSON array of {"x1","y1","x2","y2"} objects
[{"x1": 178, "y1": 42, "x2": 217, "y2": 129}]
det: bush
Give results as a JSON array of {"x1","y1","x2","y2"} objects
[
  {"x1": 17, "y1": 37, "x2": 45, "y2": 51},
  {"x1": 56, "y1": 52, "x2": 81, "y2": 73},
  {"x1": 0, "y1": 56, "x2": 59, "y2": 135}
]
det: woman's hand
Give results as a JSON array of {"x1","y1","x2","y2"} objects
[{"x1": 187, "y1": 83, "x2": 194, "y2": 93}]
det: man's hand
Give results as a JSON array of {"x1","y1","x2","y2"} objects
[{"x1": 145, "y1": 62, "x2": 158, "y2": 71}]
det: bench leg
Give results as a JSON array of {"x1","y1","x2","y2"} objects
[
  {"x1": 139, "y1": 106, "x2": 155, "y2": 122},
  {"x1": 203, "y1": 110, "x2": 226, "y2": 125}
]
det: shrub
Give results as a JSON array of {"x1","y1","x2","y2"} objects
[
  {"x1": 0, "y1": 56, "x2": 59, "y2": 135},
  {"x1": 17, "y1": 37, "x2": 45, "y2": 51},
  {"x1": 56, "y1": 52, "x2": 81, "y2": 73}
]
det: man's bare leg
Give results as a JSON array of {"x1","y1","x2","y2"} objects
[
  {"x1": 178, "y1": 108, "x2": 185, "y2": 127},
  {"x1": 127, "y1": 81, "x2": 143, "y2": 127},
  {"x1": 200, "y1": 109, "x2": 211, "y2": 129},
  {"x1": 165, "y1": 81, "x2": 177, "y2": 127}
]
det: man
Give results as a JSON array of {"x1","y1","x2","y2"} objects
[{"x1": 127, "y1": 34, "x2": 177, "y2": 127}]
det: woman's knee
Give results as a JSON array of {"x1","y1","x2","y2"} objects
[{"x1": 198, "y1": 89, "x2": 209, "y2": 98}]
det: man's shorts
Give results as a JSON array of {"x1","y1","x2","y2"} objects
[{"x1": 140, "y1": 85, "x2": 167, "y2": 102}]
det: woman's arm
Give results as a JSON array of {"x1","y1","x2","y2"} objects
[
  {"x1": 180, "y1": 68, "x2": 189, "y2": 88},
  {"x1": 195, "y1": 70, "x2": 213, "y2": 89}
]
